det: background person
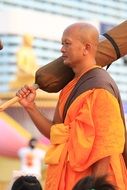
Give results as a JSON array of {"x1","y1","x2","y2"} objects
[
  {"x1": 18, "y1": 138, "x2": 45, "y2": 180},
  {"x1": 72, "y1": 175, "x2": 116, "y2": 190},
  {"x1": 11, "y1": 175, "x2": 42, "y2": 190}
]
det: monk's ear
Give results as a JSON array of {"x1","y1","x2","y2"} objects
[
  {"x1": 83, "y1": 43, "x2": 91, "y2": 55},
  {"x1": 86, "y1": 43, "x2": 91, "y2": 50}
]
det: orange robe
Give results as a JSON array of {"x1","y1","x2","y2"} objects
[{"x1": 44, "y1": 77, "x2": 127, "y2": 190}]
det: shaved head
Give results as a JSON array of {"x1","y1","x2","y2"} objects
[
  {"x1": 63, "y1": 22, "x2": 99, "y2": 46},
  {"x1": 61, "y1": 22, "x2": 99, "y2": 74}
]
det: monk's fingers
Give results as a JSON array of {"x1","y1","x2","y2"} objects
[{"x1": 16, "y1": 85, "x2": 31, "y2": 98}]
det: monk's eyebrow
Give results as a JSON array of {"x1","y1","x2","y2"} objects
[{"x1": 62, "y1": 39, "x2": 71, "y2": 44}]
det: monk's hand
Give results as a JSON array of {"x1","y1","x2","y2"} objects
[{"x1": 16, "y1": 85, "x2": 36, "y2": 108}]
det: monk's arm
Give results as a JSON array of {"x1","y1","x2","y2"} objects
[
  {"x1": 92, "y1": 156, "x2": 110, "y2": 177},
  {"x1": 26, "y1": 101, "x2": 62, "y2": 139},
  {"x1": 26, "y1": 103, "x2": 53, "y2": 138}
]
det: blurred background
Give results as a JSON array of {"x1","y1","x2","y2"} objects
[{"x1": 0, "y1": 0, "x2": 127, "y2": 189}]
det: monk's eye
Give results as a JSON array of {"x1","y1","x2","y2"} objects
[{"x1": 65, "y1": 42, "x2": 71, "y2": 46}]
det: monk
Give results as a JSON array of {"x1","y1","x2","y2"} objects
[{"x1": 16, "y1": 22, "x2": 127, "y2": 190}]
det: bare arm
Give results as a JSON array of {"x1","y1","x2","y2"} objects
[
  {"x1": 16, "y1": 85, "x2": 54, "y2": 138},
  {"x1": 26, "y1": 103, "x2": 53, "y2": 138},
  {"x1": 92, "y1": 156, "x2": 110, "y2": 178}
]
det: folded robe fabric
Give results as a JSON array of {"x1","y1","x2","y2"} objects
[
  {"x1": 35, "y1": 20, "x2": 127, "y2": 92},
  {"x1": 44, "y1": 77, "x2": 127, "y2": 190}
]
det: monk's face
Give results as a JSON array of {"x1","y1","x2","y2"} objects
[
  {"x1": 61, "y1": 28, "x2": 85, "y2": 68},
  {"x1": 61, "y1": 23, "x2": 99, "y2": 69}
]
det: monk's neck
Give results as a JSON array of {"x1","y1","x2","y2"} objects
[{"x1": 74, "y1": 62, "x2": 99, "y2": 78}]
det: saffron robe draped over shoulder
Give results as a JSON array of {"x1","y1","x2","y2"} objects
[{"x1": 44, "y1": 67, "x2": 127, "y2": 190}]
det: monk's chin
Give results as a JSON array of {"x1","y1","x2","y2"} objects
[{"x1": 63, "y1": 60, "x2": 71, "y2": 68}]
